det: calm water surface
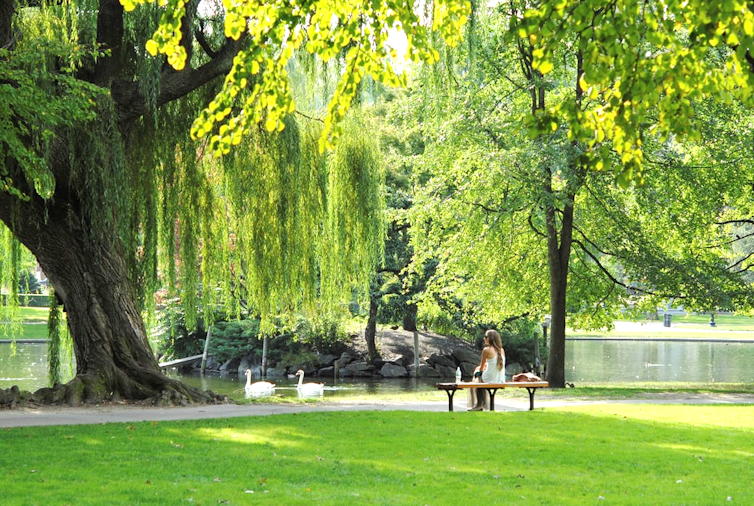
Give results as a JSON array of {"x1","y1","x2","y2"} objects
[
  {"x1": 2, "y1": 340, "x2": 754, "y2": 399},
  {"x1": 163, "y1": 369, "x2": 442, "y2": 401},
  {"x1": 566, "y1": 339, "x2": 754, "y2": 383},
  {"x1": 0, "y1": 342, "x2": 75, "y2": 392}
]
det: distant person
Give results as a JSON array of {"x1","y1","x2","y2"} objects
[{"x1": 468, "y1": 329, "x2": 506, "y2": 411}]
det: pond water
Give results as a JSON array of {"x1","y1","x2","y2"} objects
[
  {"x1": 0, "y1": 341, "x2": 75, "y2": 393},
  {"x1": 566, "y1": 339, "x2": 754, "y2": 383},
  {"x1": 2, "y1": 339, "x2": 754, "y2": 400},
  {"x1": 162, "y1": 369, "x2": 442, "y2": 401}
]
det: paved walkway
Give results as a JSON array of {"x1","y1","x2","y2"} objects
[
  {"x1": 3, "y1": 394, "x2": 754, "y2": 428},
  {"x1": 0, "y1": 402, "x2": 451, "y2": 427}
]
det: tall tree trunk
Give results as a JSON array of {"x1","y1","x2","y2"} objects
[
  {"x1": 0, "y1": 185, "x2": 222, "y2": 406},
  {"x1": 1, "y1": 0, "x2": 14, "y2": 49},
  {"x1": 402, "y1": 302, "x2": 417, "y2": 331},
  {"x1": 544, "y1": 196, "x2": 575, "y2": 388},
  {"x1": 364, "y1": 293, "x2": 380, "y2": 363},
  {"x1": 537, "y1": 47, "x2": 584, "y2": 389}
]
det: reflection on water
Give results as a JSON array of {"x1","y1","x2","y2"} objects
[
  {"x1": 566, "y1": 340, "x2": 754, "y2": 383},
  {"x1": 164, "y1": 369, "x2": 440, "y2": 401},
  {"x1": 0, "y1": 342, "x2": 75, "y2": 392},
  {"x1": 3, "y1": 340, "x2": 754, "y2": 397}
]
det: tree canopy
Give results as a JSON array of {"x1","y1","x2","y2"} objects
[
  {"x1": 123, "y1": 0, "x2": 471, "y2": 153},
  {"x1": 0, "y1": 0, "x2": 473, "y2": 406},
  {"x1": 398, "y1": 0, "x2": 754, "y2": 385},
  {"x1": 518, "y1": 0, "x2": 754, "y2": 185},
  {"x1": 1, "y1": 0, "x2": 753, "y2": 404}
]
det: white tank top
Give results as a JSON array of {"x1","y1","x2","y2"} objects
[{"x1": 482, "y1": 353, "x2": 506, "y2": 383}]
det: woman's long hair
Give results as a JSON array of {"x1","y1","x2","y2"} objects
[{"x1": 485, "y1": 329, "x2": 505, "y2": 370}]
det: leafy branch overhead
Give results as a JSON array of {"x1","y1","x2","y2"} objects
[
  {"x1": 0, "y1": 42, "x2": 106, "y2": 200},
  {"x1": 517, "y1": 0, "x2": 754, "y2": 186},
  {"x1": 121, "y1": 0, "x2": 471, "y2": 154}
]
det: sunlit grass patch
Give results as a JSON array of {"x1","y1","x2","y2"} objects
[
  {"x1": 571, "y1": 314, "x2": 754, "y2": 337},
  {"x1": 2, "y1": 405, "x2": 753, "y2": 505}
]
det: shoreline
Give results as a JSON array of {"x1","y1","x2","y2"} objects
[{"x1": 567, "y1": 337, "x2": 754, "y2": 343}]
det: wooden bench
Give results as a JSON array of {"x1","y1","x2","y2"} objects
[{"x1": 435, "y1": 381, "x2": 549, "y2": 412}]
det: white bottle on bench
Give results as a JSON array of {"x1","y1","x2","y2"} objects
[{"x1": 455, "y1": 367, "x2": 462, "y2": 383}]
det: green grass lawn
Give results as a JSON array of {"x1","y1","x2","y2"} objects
[
  {"x1": 1, "y1": 306, "x2": 50, "y2": 340},
  {"x1": 674, "y1": 313, "x2": 754, "y2": 330},
  {"x1": 1, "y1": 306, "x2": 48, "y2": 323},
  {"x1": 0, "y1": 322, "x2": 48, "y2": 340},
  {"x1": 2, "y1": 404, "x2": 752, "y2": 505},
  {"x1": 569, "y1": 313, "x2": 754, "y2": 339},
  {"x1": 15, "y1": 306, "x2": 49, "y2": 323}
]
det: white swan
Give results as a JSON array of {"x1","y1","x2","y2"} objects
[
  {"x1": 295, "y1": 369, "x2": 324, "y2": 396},
  {"x1": 244, "y1": 369, "x2": 275, "y2": 397}
]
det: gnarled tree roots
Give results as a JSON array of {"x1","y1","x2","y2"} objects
[{"x1": 0, "y1": 374, "x2": 230, "y2": 409}]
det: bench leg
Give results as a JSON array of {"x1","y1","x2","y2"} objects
[
  {"x1": 442, "y1": 388, "x2": 457, "y2": 412},
  {"x1": 525, "y1": 387, "x2": 537, "y2": 410},
  {"x1": 486, "y1": 388, "x2": 499, "y2": 411}
]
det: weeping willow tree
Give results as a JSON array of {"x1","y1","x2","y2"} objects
[{"x1": 0, "y1": 0, "x2": 468, "y2": 406}]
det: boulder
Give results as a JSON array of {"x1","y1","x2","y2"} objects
[
  {"x1": 318, "y1": 354, "x2": 337, "y2": 367},
  {"x1": 434, "y1": 364, "x2": 456, "y2": 379},
  {"x1": 459, "y1": 361, "x2": 477, "y2": 377},
  {"x1": 372, "y1": 359, "x2": 387, "y2": 369},
  {"x1": 265, "y1": 367, "x2": 287, "y2": 378},
  {"x1": 380, "y1": 350, "x2": 410, "y2": 366},
  {"x1": 237, "y1": 355, "x2": 253, "y2": 376},
  {"x1": 426, "y1": 353, "x2": 456, "y2": 369},
  {"x1": 186, "y1": 356, "x2": 215, "y2": 371},
  {"x1": 219, "y1": 357, "x2": 241, "y2": 373},
  {"x1": 380, "y1": 363, "x2": 408, "y2": 378},
  {"x1": 417, "y1": 364, "x2": 441, "y2": 378},
  {"x1": 318, "y1": 366, "x2": 336, "y2": 377},
  {"x1": 339, "y1": 352, "x2": 354, "y2": 367},
  {"x1": 177, "y1": 358, "x2": 201, "y2": 372},
  {"x1": 342, "y1": 361, "x2": 375, "y2": 377},
  {"x1": 451, "y1": 349, "x2": 479, "y2": 365}
]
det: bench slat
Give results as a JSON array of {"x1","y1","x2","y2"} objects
[{"x1": 436, "y1": 381, "x2": 549, "y2": 389}]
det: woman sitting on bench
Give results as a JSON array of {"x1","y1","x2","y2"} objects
[{"x1": 468, "y1": 329, "x2": 506, "y2": 411}]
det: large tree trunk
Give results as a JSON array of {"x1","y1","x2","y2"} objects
[
  {"x1": 0, "y1": 170, "x2": 224, "y2": 407},
  {"x1": 544, "y1": 191, "x2": 575, "y2": 389},
  {"x1": 1, "y1": 0, "x2": 14, "y2": 49},
  {"x1": 364, "y1": 293, "x2": 380, "y2": 363}
]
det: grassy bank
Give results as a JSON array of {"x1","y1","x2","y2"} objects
[
  {"x1": 1, "y1": 306, "x2": 49, "y2": 340},
  {"x1": 2, "y1": 404, "x2": 752, "y2": 505},
  {"x1": 569, "y1": 314, "x2": 754, "y2": 339},
  {"x1": 670, "y1": 314, "x2": 754, "y2": 330}
]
